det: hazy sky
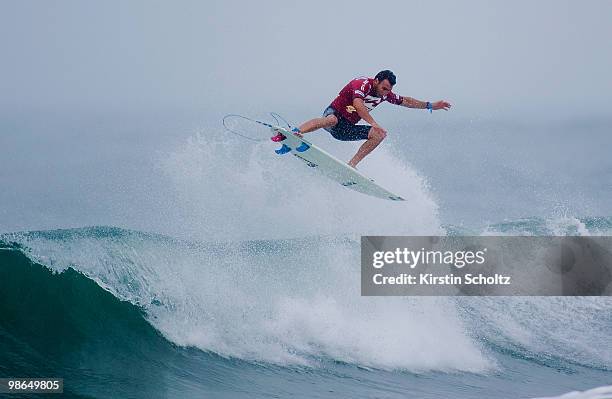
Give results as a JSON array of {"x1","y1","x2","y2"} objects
[
  {"x1": 1, "y1": 1, "x2": 611, "y2": 233},
  {"x1": 1, "y1": 0, "x2": 611, "y2": 118}
]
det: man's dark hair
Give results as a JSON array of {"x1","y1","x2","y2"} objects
[{"x1": 375, "y1": 70, "x2": 396, "y2": 85}]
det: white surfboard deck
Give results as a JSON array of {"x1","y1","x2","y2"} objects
[{"x1": 272, "y1": 126, "x2": 405, "y2": 201}]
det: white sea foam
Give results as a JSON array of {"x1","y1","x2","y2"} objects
[
  {"x1": 11, "y1": 227, "x2": 494, "y2": 373},
  {"x1": 531, "y1": 385, "x2": 612, "y2": 399},
  {"x1": 159, "y1": 131, "x2": 442, "y2": 241}
]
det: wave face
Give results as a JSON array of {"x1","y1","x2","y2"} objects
[{"x1": 2, "y1": 223, "x2": 612, "y2": 398}]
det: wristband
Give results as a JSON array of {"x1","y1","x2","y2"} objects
[{"x1": 426, "y1": 102, "x2": 433, "y2": 113}]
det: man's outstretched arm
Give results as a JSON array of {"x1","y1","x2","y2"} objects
[{"x1": 400, "y1": 97, "x2": 452, "y2": 111}]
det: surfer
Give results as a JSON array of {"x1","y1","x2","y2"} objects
[{"x1": 272, "y1": 70, "x2": 451, "y2": 167}]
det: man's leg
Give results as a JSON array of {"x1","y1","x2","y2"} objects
[
  {"x1": 272, "y1": 114, "x2": 337, "y2": 142},
  {"x1": 298, "y1": 115, "x2": 337, "y2": 134},
  {"x1": 348, "y1": 127, "x2": 386, "y2": 168}
]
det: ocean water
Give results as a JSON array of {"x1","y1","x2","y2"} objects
[{"x1": 1, "y1": 111, "x2": 611, "y2": 398}]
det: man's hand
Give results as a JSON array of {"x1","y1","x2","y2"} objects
[{"x1": 432, "y1": 100, "x2": 452, "y2": 111}]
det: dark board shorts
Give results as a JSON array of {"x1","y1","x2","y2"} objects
[{"x1": 322, "y1": 106, "x2": 371, "y2": 141}]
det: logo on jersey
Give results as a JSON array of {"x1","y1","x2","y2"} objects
[
  {"x1": 363, "y1": 95, "x2": 384, "y2": 111},
  {"x1": 345, "y1": 105, "x2": 357, "y2": 113}
]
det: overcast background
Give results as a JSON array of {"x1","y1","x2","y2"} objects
[
  {"x1": 1, "y1": 0, "x2": 611, "y2": 233},
  {"x1": 2, "y1": 0, "x2": 612, "y2": 115}
]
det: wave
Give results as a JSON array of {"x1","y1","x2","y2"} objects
[
  {"x1": 0, "y1": 239, "x2": 184, "y2": 397},
  {"x1": 1, "y1": 227, "x2": 491, "y2": 372},
  {"x1": 444, "y1": 216, "x2": 612, "y2": 236},
  {"x1": 456, "y1": 296, "x2": 612, "y2": 372},
  {"x1": 2, "y1": 223, "x2": 612, "y2": 398}
]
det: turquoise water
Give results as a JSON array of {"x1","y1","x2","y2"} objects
[{"x1": 2, "y1": 223, "x2": 611, "y2": 398}]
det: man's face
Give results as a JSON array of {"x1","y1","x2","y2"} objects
[{"x1": 374, "y1": 79, "x2": 393, "y2": 97}]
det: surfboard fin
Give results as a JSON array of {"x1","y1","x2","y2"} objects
[
  {"x1": 275, "y1": 144, "x2": 291, "y2": 154},
  {"x1": 295, "y1": 142, "x2": 310, "y2": 152}
]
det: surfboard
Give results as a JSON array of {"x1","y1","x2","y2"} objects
[{"x1": 271, "y1": 126, "x2": 405, "y2": 201}]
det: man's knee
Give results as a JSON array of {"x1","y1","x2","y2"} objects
[
  {"x1": 321, "y1": 115, "x2": 338, "y2": 128},
  {"x1": 369, "y1": 128, "x2": 387, "y2": 141}
]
